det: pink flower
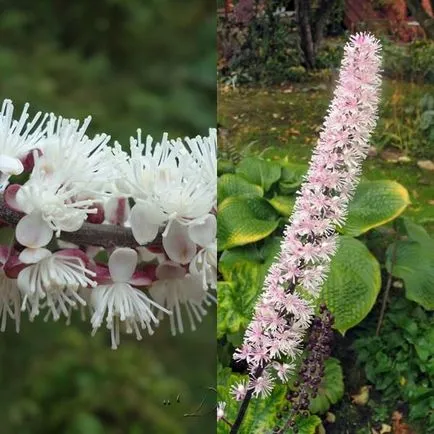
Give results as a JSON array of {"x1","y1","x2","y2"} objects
[{"x1": 233, "y1": 33, "x2": 382, "y2": 398}]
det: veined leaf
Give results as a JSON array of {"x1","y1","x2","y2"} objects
[{"x1": 342, "y1": 180, "x2": 410, "y2": 236}]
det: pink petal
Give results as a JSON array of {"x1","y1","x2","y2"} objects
[
  {"x1": 4, "y1": 254, "x2": 26, "y2": 278},
  {"x1": 129, "y1": 265, "x2": 156, "y2": 286},
  {"x1": 86, "y1": 203, "x2": 105, "y2": 224},
  {"x1": 4, "y1": 184, "x2": 24, "y2": 212},
  {"x1": 105, "y1": 197, "x2": 129, "y2": 225},
  {"x1": 20, "y1": 148, "x2": 43, "y2": 173},
  {"x1": 156, "y1": 261, "x2": 186, "y2": 280}
]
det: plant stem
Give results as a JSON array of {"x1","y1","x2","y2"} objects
[
  {"x1": 0, "y1": 196, "x2": 162, "y2": 249},
  {"x1": 229, "y1": 366, "x2": 264, "y2": 434},
  {"x1": 229, "y1": 388, "x2": 254, "y2": 434},
  {"x1": 376, "y1": 226, "x2": 399, "y2": 336}
]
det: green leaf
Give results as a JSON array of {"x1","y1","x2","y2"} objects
[
  {"x1": 218, "y1": 174, "x2": 263, "y2": 203},
  {"x1": 218, "y1": 238, "x2": 281, "y2": 338},
  {"x1": 321, "y1": 236, "x2": 381, "y2": 334},
  {"x1": 217, "y1": 263, "x2": 265, "y2": 338},
  {"x1": 268, "y1": 195, "x2": 295, "y2": 217},
  {"x1": 309, "y1": 358, "x2": 344, "y2": 414},
  {"x1": 386, "y1": 236, "x2": 434, "y2": 310},
  {"x1": 342, "y1": 180, "x2": 410, "y2": 236},
  {"x1": 236, "y1": 157, "x2": 281, "y2": 192},
  {"x1": 278, "y1": 162, "x2": 308, "y2": 195},
  {"x1": 218, "y1": 159, "x2": 236, "y2": 175},
  {"x1": 296, "y1": 415, "x2": 322, "y2": 434},
  {"x1": 218, "y1": 196, "x2": 279, "y2": 251}
]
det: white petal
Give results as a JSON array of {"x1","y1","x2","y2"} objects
[
  {"x1": 16, "y1": 213, "x2": 53, "y2": 248},
  {"x1": 17, "y1": 266, "x2": 34, "y2": 295},
  {"x1": 19, "y1": 247, "x2": 52, "y2": 264},
  {"x1": 0, "y1": 155, "x2": 24, "y2": 175},
  {"x1": 135, "y1": 200, "x2": 166, "y2": 225},
  {"x1": 163, "y1": 220, "x2": 196, "y2": 265},
  {"x1": 130, "y1": 204, "x2": 160, "y2": 244},
  {"x1": 108, "y1": 248, "x2": 138, "y2": 283},
  {"x1": 188, "y1": 214, "x2": 216, "y2": 247}
]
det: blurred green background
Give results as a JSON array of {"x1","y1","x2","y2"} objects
[{"x1": 0, "y1": 1, "x2": 216, "y2": 433}]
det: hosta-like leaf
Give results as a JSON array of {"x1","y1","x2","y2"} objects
[
  {"x1": 236, "y1": 157, "x2": 281, "y2": 192},
  {"x1": 342, "y1": 180, "x2": 410, "y2": 236},
  {"x1": 217, "y1": 367, "x2": 321, "y2": 434},
  {"x1": 218, "y1": 238, "x2": 281, "y2": 338},
  {"x1": 217, "y1": 262, "x2": 264, "y2": 338},
  {"x1": 218, "y1": 174, "x2": 263, "y2": 203},
  {"x1": 321, "y1": 236, "x2": 381, "y2": 334},
  {"x1": 309, "y1": 358, "x2": 344, "y2": 414},
  {"x1": 268, "y1": 195, "x2": 295, "y2": 217},
  {"x1": 386, "y1": 225, "x2": 434, "y2": 310},
  {"x1": 218, "y1": 196, "x2": 279, "y2": 251},
  {"x1": 278, "y1": 162, "x2": 308, "y2": 195}
]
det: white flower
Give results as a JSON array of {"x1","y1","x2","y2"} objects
[
  {"x1": 17, "y1": 248, "x2": 97, "y2": 321},
  {"x1": 90, "y1": 248, "x2": 170, "y2": 349},
  {"x1": 12, "y1": 178, "x2": 96, "y2": 248},
  {"x1": 149, "y1": 261, "x2": 215, "y2": 336},
  {"x1": 36, "y1": 114, "x2": 113, "y2": 187},
  {"x1": 216, "y1": 401, "x2": 226, "y2": 421},
  {"x1": 0, "y1": 99, "x2": 47, "y2": 190},
  {"x1": 113, "y1": 130, "x2": 216, "y2": 245},
  {"x1": 188, "y1": 213, "x2": 217, "y2": 289}
]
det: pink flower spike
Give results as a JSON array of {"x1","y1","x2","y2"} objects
[{"x1": 129, "y1": 265, "x2": 156, "y2": 287}]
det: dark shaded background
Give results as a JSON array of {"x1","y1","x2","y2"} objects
[{"x1": 0, "y1": 1, "x2": 216, "y2": 433}]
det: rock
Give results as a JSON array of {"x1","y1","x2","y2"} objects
[{"x1": 368, "y1": 146, "x2": 378, "y2": 157}]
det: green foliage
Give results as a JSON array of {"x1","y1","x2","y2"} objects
[
  {"x1": 309, "y1": 358, "x2": 344, "y2": 414},
  {"x1": 342, "y1": 180, "x2": 410, "y2": 237},
  {"x1": 353, "y1": 297, "x2": 434, "y2": 432},
  {"x1": 217, "y1": 196, "x2": 279, "y2": 250},
  {"x1": 321, "y1": 237, "x2": 381, "y2": 334},
  {"x1": 386, "y1": 218, "x2": 434, "y2": 310},
  {"x1": 236, "y1": 156, "x2": 282, "y2": 192}
]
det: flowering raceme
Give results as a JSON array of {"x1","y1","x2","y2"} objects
[
  {"x1": 232, "y1": 33, "x2": 382, "y2": 400},
  {"x1": 0, "y1": 99, "x2": 217, "y2": 348}
]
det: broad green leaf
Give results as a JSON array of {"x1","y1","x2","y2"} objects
[
  {"x1": 218, "y1": 196, "x2": 279, "y2": 251},
  {"x1": 218, "y1": 159, "x2": 236, "y2": 175},
  {"x1": 219, "y1": 236, "x2": 281, "y2": 273},
  {"x1": 217, "y1": 262, "x2": 265, "y2": 338},
  {"x1": 268, "y1": 195, "x2": 295, "y2": 217},
  {"x1": 278, "y1": 162, "x2": 308, "y2": 195},
  {"x1": 236, "y1": 157, "x2": 281, "y2": 192},
  {"x1": 321, "y1": 236, "x2": 381, "y2": 334},
  {"x1": 218, "y1": 174, "x2": 263, "y2": 203},
  {"x1": 342, "y1": 180, "x2": 410, "y2": 236},
  {"x1": 218, "y1": 238, "x2": 281, "y2": 338},
  {"x1": 217, "y1": 367, "x2": 321, "y2": 434},
  {"x1": 309, "y1": 358, "x2": 344, "y2": 414},
  {"x1": 386, "y1": 237, "x2": 434, "y2": 310}
]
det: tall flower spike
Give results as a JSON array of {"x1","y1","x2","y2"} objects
[{"x1": 233, "y1": 33, "x2": 382, "y2": 397}]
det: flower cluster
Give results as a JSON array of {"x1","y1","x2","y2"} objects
[
  {"x1": 0, "y1": 99, "x2": 217, "y2": 348},
  {"x1": 232, "y1": 33, "x2": 382, "y2": 397}
]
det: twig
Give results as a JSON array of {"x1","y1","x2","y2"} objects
[{"x1": 0, "y1": 196, "x2": 162, "y2": 249}]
